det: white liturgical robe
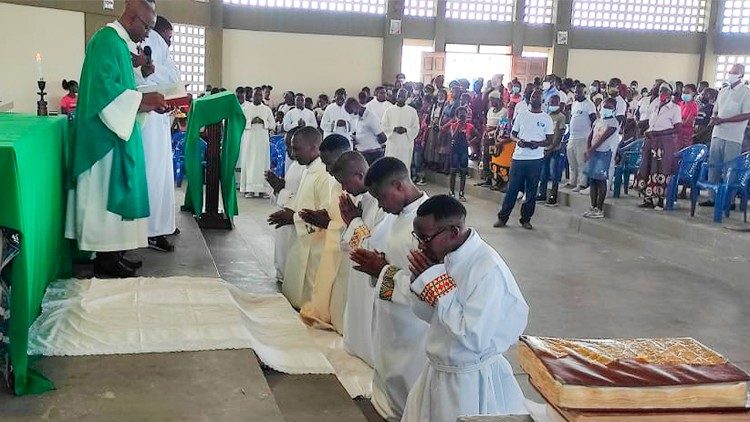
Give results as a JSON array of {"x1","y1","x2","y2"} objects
[
  {"x1": 320, "y1": 103, "x2": 354, "y2": 141},
  {"x1": 239, "y1": 102, "x2": 275, "y2": 195},
  {"x1": 273, "y1": 160, "x2": 304, "y2": 280},
  {"x1": 402, "y1": 229, "x2": 529, "y2": 422},
  {"x1": 369, "y1": 193, "x2": 430, "y2": 421},
  {"x1": 341, "y1": 192, "x2": 390, "y2": 366},
  {"x1": 365, "y1": 99, "x2": 392, "y2": 127},
  {"x1": 382, "y1": 105, "x2": 420, "y2": 174},
  {"x1": 282, "y1": 107, "x2": 318, "y2": 132},
  {"x1": 282, "y1": 157, "x2": 334, "y2": 308}
]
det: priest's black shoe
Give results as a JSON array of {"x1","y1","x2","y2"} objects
[
  {"x1": 94, "y1": 253, "x2": 136, "y2": 278},
  {"x1": 119, "y1": 252, "x2": 142, "y2": 269},
  {"x1": 148, "y1": 235, "x2": 175, "y2": 252}
]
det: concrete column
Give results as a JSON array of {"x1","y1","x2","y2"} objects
[
  {"x1": 550, "y1": 0, "x2": 572, "y2": 76},
  {"x1": 381, "y1": 0, "x2": 405, "y2": 84},
  {"x1": 511, "y1": 0, "x2": 526, "y2": 56},
  {"x1": 205, "y1": 0, "x2": 224, "y2": 88},
  {"x1": 434, "y1": 0, "x2": 447, "y2": 52},
  {"x1": 698, "y1": 0, "x2": 721, "y2": 83}
]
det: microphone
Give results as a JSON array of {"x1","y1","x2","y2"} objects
[{"x1": 143, "y1": 46, "x2": 152, "y2": 65}]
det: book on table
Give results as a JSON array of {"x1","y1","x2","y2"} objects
[
  {"x1": 137, "y1": 83, "x2": 190, "y2": 108},
  {"x1": 517, "y1": 336, "x2": 750, "y2": 411}
]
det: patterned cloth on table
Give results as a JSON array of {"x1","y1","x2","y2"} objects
[
  {"x1": 0, "y1": 229, "x2": 20, "y2": 389},
  {"x1": 270, "y1": 134, "x2": 286, "y2": 178},
  {"x1": 636, "y1": 132, "x2": 676, "y2": 200}
]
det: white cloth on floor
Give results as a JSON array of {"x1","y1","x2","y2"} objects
[
  {"x1": 370, "y1": 193, "x2": 430, "y2": 421},
  {"x1": 307, "y1": 328, "x2": 374, "y2": 399},
  {"x1": 341, "y1": 192, "x2": 389, "y2": 367},
  {"x1": 382, "y1": 104, "x2": 420, "y2": 173},
  {"x1": 27, "y1": 276, "x2": 333, "y2": 374},
  {"x1": 239, "y1": 102, "x2": 275, "y2": 194},
  {"x1": 402, "y1": 229, "x2": 529, "y2": 422},
  {"x1": 273, "y1": 160, "x2": 304, "y2": 280}
]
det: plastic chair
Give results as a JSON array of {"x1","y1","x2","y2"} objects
[
  {"x1": 723, "y1": 152, "x2": 750, "y2": 223},
  {"x1": 612, "y1": 138, "x2": 644, "y2": 198},
  {"x1": 665, "y1": 144, "x2": 709, "y2": 211},
  {"x1": 690, "y1": 152, "x2": 749, "y2": 223},
  {"x1": 269, "y1": 134, "x2": 286, "y2": 178}
]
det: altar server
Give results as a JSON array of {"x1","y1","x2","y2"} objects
[
  {"x1": 403, "y1": 195, "x2": 529, "y2": 421},
  {"x1": 268, "y1": 127, "x2": 332, "y2": 308},
  {"x1": 382, "y1": 89, "x2": 420, "y2": 175},
  {"x1": 65, "y1": 0, "x2": 167, "y2": 278},
  {"x1": 349, "y1": 157, "x2": 429, "y2": 420},
  {"x1": 283, "y1": 93, "x2": 318, "y2": 132},
  {"x1": 134, "y1": 15, "x2": 180, "y2": 252},
  {"x1": 321, "y1": 88, "x2": 354, "y2": 141},
  {"x1": 239, "y1": 88, "x2": 275, "y2": 198},
  {"x1": 335, "y1": 151, "x2": 389, "y2": 366}
]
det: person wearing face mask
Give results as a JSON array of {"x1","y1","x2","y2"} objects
[
  {"x1": 636, "y1": 83, "x2": 682, "y2": 210},
  {"x1": 424, "y1": 89, "x2": 448, "y2": 170},
  {"x1": 699, "y1": 64, "x2": 750, "y2": 207},
  {"x1": 636, "y1": 87, "x2": 652, "y2": 137},
  {"x1": 507, "y1": 80, "x2": 523, "y2": 119},
  {"x1": 542, "y1": 75, "x2": 561, "y2": 107},
  {"x1": 494, "y1": 89, "x2": 553, "y2": 230},
  {"x1": 538, "y1": 95, "x2": 567, "y2": 206},
  {"x1": 583, "y1": 97, "x2": 620, "y2": 219},
  {"x1": 321, "y1": 87, "x2": 354, "y2": 142},
  {"x1": 382, "y1": 88, "x2": 421, "y2": 175},
  {"x1": 673, "y1": 84, "x2": 700, "y2": 199},
  {"x1": 513, "y1": 83, "x2": 534, "y2": 120},
  {"x1": 567, "y1": 83, "x2": 598, "y2": 192}
]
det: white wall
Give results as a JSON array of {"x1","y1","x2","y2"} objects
[
  {"x1": 567, "y1": 49, "x2": 701, "y2": 86},
  {"x1": 0, "y1": 3, "x2": 85, "y2": 113},
  {"x1": 222, "y1": 29, "x2": 383, "y2": 102}
]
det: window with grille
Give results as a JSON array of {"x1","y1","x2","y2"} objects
[
  {"x1": 445, "y1": 0, "x2": 514, "y2": 22},
  {"x1": 170, "y1": 24, "x2": 206, "y2": 96},
  {"x1": 525, "y1": 0, "x2": 553, "y2": 24},
  {"x1": 715, "y1": 55, "x2": 750, "y2": 87},
  {"x1": 571, "y1": 0, "x2": 707, "y2": 32},
  {"x1": 721, "y1": 0, "x2": 750, "y2": 33},
  {"x1": 405, "y1": 0, "x2": 436, "y2": 17},
  {"x1": 223, "y1": 0, "x2": 386, "y2": 14}
]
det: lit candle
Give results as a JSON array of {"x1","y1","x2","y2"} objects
[{"x1": 35, "y1": 53, "x2": 43, "y2": 81}]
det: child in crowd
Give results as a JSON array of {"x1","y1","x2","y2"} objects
[
  {"x1": 274, "y1": 111, "x2": 285, "y2": 134},
  {"x1": 442, "y1": 106, "x2": 478, "y2": 201},
  {"x1": 678, "y1": 84, "x2": 699, "y2": 151},
  {"x1": 60, "y1": 79, "x2": 78, "y2": 115},
  {"x1": 583, "y1": 98, "x2": 619, "y2": 219}
]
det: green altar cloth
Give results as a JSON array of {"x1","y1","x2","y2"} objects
[
  {"x1": 0, "y1": 114, "x2": 72, "y2": 395},
  {"x1": 182, "y1": 92, "x2": 246, "y2": 221}
]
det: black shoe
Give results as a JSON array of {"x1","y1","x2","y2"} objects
[
  {"x1": 476, "y1": 181, "x2": 490, "y2": 186},
  {"x1": 148, "y1": 236, "x2": 175, "y2": 252},
  {"x1": 458, "y1": 193, "x2": 467, "y2": 202},
  {"x1": 546, "y1": 198, "x2": 558, "y2": 207},
  {"x1": 699, "y1": 200, "x2": 715, "y2": 207},
  {"x1": 536, "y1": 195, "x2": 547, "y2": 202},
  {"x1": 493, "y1": 219, "x2": 507, "y2": 228},
  {"x1": 521, "y1": 221, "x2": 533, "y2": 230},
  {"x1": 171, "y1": 228, "x2": 181, "y2": 236},
  {"x1": 120, "y1": 254, "x2": 142, "y2": 269},
  {"x1": 94, "y1": 256, "x2": 136, "y2": 278},
  {"x1": 638, "y1": 201, "x2": 655, "y2": 209}
]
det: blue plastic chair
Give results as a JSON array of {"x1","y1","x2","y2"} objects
[
  {"x1": 665, "y1": 144, "x2": 708, "y2": 211},
  {"x1": 612, "y1": 138, "x2": 644, "y2": 198},
  {"x1": 722, "y1": 152, "x2": 750, "y2": 223},
  {"x1": 690, "y1": 152, "x2": 748, "y2": 223},
  {"x1": 269, "y1": 134, "x2": 286, "y2": 178}
]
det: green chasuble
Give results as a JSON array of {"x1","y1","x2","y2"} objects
[
  {"x1": 70, "y1": 26, "x2": 149, "y2": 219},
  {"x1": 182, "y1": 92, "x2": 246, "y2": 221}
]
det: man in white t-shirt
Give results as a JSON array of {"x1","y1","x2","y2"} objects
[
  {"x1": 346, "y1": 97, "x2": 386, "y2": 164},
  {"x1": 700, "y1": 63, "x2": 750, "y2": 206},
  {"x1": 567, "y1": 83, "x2": 598, "y2": 191},
  {"x1": 494, "y1": 89, "x2": 553, "y2": 230},
  {"x1": 365, "y1": 86, "x2": 392, "y2": 126}
]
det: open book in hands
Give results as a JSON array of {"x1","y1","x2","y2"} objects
[{"x1": 137, "y1": 83, "x2": 190, "y2": 108}]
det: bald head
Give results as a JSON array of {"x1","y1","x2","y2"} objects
[{"x1": 122, "y1": 0, "x2": 156, "y2": 43}]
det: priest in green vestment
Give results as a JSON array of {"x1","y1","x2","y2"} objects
[{"x1": 65, "y1": 0, "x2": 167, "y2": 278}]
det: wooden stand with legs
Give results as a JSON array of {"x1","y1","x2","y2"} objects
[{"x1": 196, "y1": 122, "x2": 232, "y2": 230}]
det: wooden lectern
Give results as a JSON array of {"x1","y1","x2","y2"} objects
[{"x1": 196, "y1": 122, "x2": 231, "y2": 229}]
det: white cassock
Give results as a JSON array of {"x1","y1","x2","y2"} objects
[
  {"x1": 341, "y1": 192, "x2": 390, "y2": 366},
  {"x1": 65, "y1": 21, "x2": 147, "y2": 252},
  {"x1": 239, "y1": 102, "x2": 275, "y2": 194},
  {"x1": 320, "y1": 103, "x2": 354, "y2": 142},
  {"x1": 369, "y1": 193, "x2": 430, "y2": 421},
  {"x1": 278, "y1": 103, "x2": 294, "y2": 116},
  {"x1": 300, "y1": 178, "x2": 350, "y2": 333},
  {"x1": 382, "y1": 105, "x2": 420, "y2": 174},
  {"x1": 365, "y1": 99, "x2": 392, "y2": 127},
  {"x1": 282, "y1": 157, "x2": 333, "y2": 308},
  {"x1": 273, "y1": 160, "x2": 304, "y2": 280},
  {"x1": 282, "y1": 107, "x2": 318, "y2": 132},
  {"x1": 402, "y1": 229, "x2": 529, "y2": 422},
  {"x1": 134, "y1": 28, "x2": 180, "y2": 237}
]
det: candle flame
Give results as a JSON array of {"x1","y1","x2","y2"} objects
[{"x1": 36, "y1": 53, "x2": 42, "y2": 62}]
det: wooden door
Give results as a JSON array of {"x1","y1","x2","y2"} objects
[
  {"x1": 421, "y1": 52, "x2": 446, "y2": 85},
  {"x1": 511, "y1": 56, "x2": 548, "y2": 86}
]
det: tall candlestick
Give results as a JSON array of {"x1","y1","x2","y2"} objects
[{"x1": 35, "y1": 53, "x2": 43, "y2": 81}]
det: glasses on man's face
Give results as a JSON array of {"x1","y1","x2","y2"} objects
[
  {"x1": 412, "y1": 226, "x2": 451, "y2": 245},
  {"x1": 136, "y1": 14, "x2": 154, "y2": 32}
]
